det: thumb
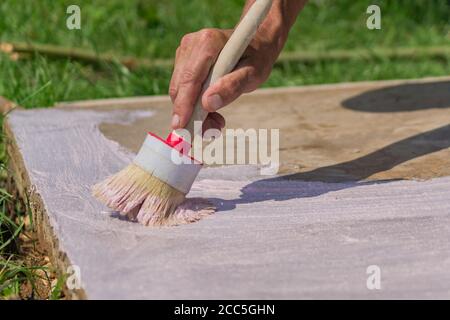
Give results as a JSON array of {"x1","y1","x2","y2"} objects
[{"x1": 202, "y1": 61, "x2": 258, "y2": 112}]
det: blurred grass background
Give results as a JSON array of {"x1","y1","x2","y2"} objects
[
  {"x1": 0, "y1": 0, "x2": 449, "y2": 108},
  {"x1": 0, "y1": 0, "x2": 449, "y2": 299}
]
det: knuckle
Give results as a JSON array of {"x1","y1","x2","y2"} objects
[
  {"x1": 199, "y1": 28, "x2": 217, "y2": 42},
  {"x1": 168, "y1": 85, "x2": 177, "y2": 99},
  {"x1": 180, "y1": 33, "x2": 193, "y2": 47},
  {"x1": 179, "y1": 69, "x2": 196, "y2": 85}
]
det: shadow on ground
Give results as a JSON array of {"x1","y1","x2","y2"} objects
[
  {"x1": 342, "y1": 81, "x2": 450, "y2": 112},
  {"x1": 211, "y1": 81, "x2": 450, "y2": 211}
]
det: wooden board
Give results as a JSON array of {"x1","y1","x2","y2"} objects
[{"x1": 4, "y1": 76, "x2": 450, "y2": 299}]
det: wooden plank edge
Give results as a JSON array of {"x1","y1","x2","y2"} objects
[
  {"x1": 3, "y1": 117, "x2": 87, "y2": 300},
  {"x1": 55, "y1": 75, "x2": 450, "y2": 109}
]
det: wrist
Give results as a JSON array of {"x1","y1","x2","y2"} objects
[
  {"x1": 255, "y1": 20, "x2": 289, "y2": 63},
  {"x1": 244, "y1": 0, "x2": 306, "y2": 62}
]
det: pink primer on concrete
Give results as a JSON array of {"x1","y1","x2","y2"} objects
[
  {"x1": 6, "y1": 80, "x2": 450, "y2": 298},
  {"x1": 136, "y1": 197, "x2": 215, "y2": 226}
]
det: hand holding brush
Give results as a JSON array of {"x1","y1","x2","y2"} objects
[{"x1": 93, "y1": 0, "x2": 304, "y2": 226}]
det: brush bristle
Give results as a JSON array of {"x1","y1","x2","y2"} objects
[{"x1": 92, "y1": 163, "x2": 214, "y2": 226}]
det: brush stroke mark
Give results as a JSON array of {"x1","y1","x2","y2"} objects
[
  {"x1": 7, "y1": 107, "x2": 215, "y2": 230},
  {"x1": 7, "y1": 107, "x2": 450, "y2": 299}
]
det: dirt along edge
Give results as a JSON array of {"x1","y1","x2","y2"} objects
[{"x1": 3, "y1": 115, "x2": 87, "y2": 300}]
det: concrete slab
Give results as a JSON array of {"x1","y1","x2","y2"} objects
[{"x1": 4, "y1": 77, "x2": 450, "y2": 299}]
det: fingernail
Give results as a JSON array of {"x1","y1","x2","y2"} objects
[
  {"x1": 207, "y1": 94, "x2": 223, "y2": 111},
  {"x1": 171, "y1": 114, "x2": 180, "y2": 128}
]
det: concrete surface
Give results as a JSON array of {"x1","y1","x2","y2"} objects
[{"x1": 4, "y1": 77, "x2": 450, "y2": 299}]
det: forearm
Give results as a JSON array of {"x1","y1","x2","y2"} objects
[
  {"x1": 241, "y1": 0, "x2": 307, "y2": 55},
  {"x1": 169, "y1": 0, "x2": 308, "y2": 130}
]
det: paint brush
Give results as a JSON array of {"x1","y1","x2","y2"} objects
[{"x1": 92, "y1": 0, "x2": 273, "y2": 226}]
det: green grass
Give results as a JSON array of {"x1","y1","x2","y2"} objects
[
  {"x1": 1, "y1": 0, "x2": 448, "y2": 57},
  {"x1": 0, "y1": 55, "x2": 172, "y2": 108},
  {"x1": 0, "y1": 0, "x2": 449, "y2": 108},
  {"x1": 0, "y1": 0, "x2": 449, "y2": 298},
  {"x1": 1, "y1": 54, "x2": 448, "y2": 109}
]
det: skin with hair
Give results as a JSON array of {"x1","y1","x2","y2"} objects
[{"x1": 169, "y1": 0, "x2": 308, "y2": 132}]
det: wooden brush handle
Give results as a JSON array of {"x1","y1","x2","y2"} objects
[{"x1": 179, "y1": 0, "x2": 272, "y2": 139}]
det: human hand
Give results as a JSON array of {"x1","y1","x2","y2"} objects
[{"x1": 169, "y1": 28, "x2": 280, "y2": 132}]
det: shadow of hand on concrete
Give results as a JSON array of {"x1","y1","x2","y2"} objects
[
  {"x1": 211, "y1": 80, "x2": 450, "y2": 212},
  {"x1": 342, "y1": 81, "x2": 450, "y2": 112},
  {"x1": 211, "y1": 123, "x2": 450, "y2": 211}
]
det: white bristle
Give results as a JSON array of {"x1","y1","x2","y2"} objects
[{"x1": 92, "y1": 163, "x2": 215, "y2": 226}]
